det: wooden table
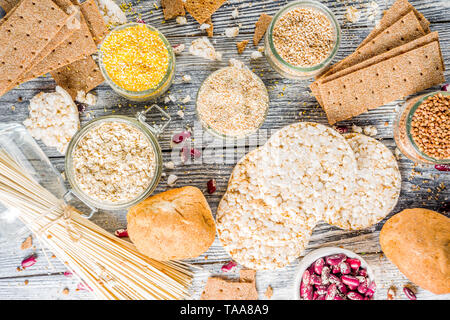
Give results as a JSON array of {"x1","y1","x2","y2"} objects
[{"x1": 0, "y1": 0, "x2": 448, "y2": 300}]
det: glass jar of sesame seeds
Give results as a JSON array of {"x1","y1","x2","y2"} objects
[
  {"x1": 265, "y1": 0, "x2": 341, "y2": 79},
  {"x1": 99, "y1": 23, "x2": 175, "y2": 102},
  {"x1": 394, "y1": 91, "x2": 450, "y2": 164}
]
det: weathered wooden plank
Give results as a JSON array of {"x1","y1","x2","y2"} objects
[{"x1": 0, "y1": 0, "x2": 448, "y2": 300}]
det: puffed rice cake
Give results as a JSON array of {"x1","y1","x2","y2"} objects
[
  {"x1": 217, "y1": 122, "x2": 358, "y2": 270},
  {"x1": 324, "y1": 133, "x2": 401, "y2": 230}
]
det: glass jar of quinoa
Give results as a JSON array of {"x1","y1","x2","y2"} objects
[
  {"x1": 99, "y1": 23, "x2": 175, "y2": 102},
  {"x1": 394, "y1": 91, "x2": 450, "y2": 164},
  {"x1": 265, "y1": 0, "x2": 341, "y2": 79}
]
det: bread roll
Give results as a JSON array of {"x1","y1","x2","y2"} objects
[
  {"x1": 127, "y1": 186, "x2": 216, "y2": 261},
  {"x1": 380, "y1": 208, "x2": 450, "y2": 294}
]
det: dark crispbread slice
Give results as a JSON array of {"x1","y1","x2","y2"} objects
[
  {"x1": 253, "y1": 13, "x2": 272, "y2": 46},
  {"x1": 358, "y1": 0, "x2": 429, "y2": 50},
  {"x1": 50, "y1": 56, "x2": 104, "y2": 99},
  {"x1": 161, "y1": 0, "x2": 185, "y2": 20},
  {"x1": 200, "y1": 277, "x2": 258, "y2": 300},
  {"x1": 184, "y1": 0, "x2": 226, "y2": 24},
  {"x1": 17, "y1": 14, "x2": 97, "y2": 84},
  {"x1": 239, "y1": 269, "x2": 256, "y2": 283},
  {"x1": 322, "y1": 32, "x2": 441, "y2": 84},
  {"x1": 319, "y1": 40, "x2": 444, "y2": 125},
  {"x1": 0, "y1": 0, "x2": 17, "y2": 12},
  {"x1": 205, "y1": 17, "x2": 213, "y2": 37},
  {"x1": 0, "y1": 0, "x2": 70, "y2": 96},
  {"x1": 80, "y1": 0, "x2": 107, "y2": 45},
  {"x1": 310, "y1": 9, "x2": 427, "y2": 106},
  {"x1": 236, "y1": 40, "x2": 249, "y2": 54}
]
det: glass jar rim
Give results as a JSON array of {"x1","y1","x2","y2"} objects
[
  {"x1": 64, "y1": 115, "x2": 163, "y2": 211},
  {"x1": 98, "y1": 22, "x2": 175, "y2": 98},
  {"x1": 266, "y1": 0, "x2": 341, "y2": 72},
  {"x1": 195, "y1": 65, "x2": 270, "y2": 140},
  {"x1": 405, "y1": 91, "x2": 450, "y2": 164}
]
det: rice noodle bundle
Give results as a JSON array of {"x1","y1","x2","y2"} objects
[{"x1": 0, "y1": 150, "x2": 193, "y2": 300}]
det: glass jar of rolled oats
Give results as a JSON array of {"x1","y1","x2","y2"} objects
[
  {"x1": 64, "y1": 105, "x2": 171, "y2": 211},
  {"x1": 265, "y1": 0, "x2": 341, "y2": 79},
  {"x1": 394, "y1": 91, "x2": 450, "y2": 164}
]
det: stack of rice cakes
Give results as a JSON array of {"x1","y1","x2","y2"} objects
[{"x1": 217, "y1": 122, "x2": 401, "y2": 270}]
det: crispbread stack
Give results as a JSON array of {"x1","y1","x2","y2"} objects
[
  {"x1": 0, "y1": 0, "x2": 107, "y2": 99},
  {"x1": 310, "y1": 0, "x2": 445, "y2": 125}
]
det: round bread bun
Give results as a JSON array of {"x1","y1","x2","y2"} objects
[
  {"x1": 325, "y1": 133, "x2": 401, "y2": 230},
  {"x1": 380, "y1": 208, "x2": 450, "y2": 294},
  {"x1": 127, "y1": 186, "x2": 216, "y2": 261}
]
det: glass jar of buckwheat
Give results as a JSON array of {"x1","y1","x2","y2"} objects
[{"x1": 394, "y1": 91, "x2": 450, "y2": 164}]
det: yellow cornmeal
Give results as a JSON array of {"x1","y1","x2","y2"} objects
[{"x1": 101, "y1": 24, "x2": 169, "y2": 92}]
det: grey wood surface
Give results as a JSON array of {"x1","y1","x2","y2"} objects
[{"x1": 0, "y1": 0, "x2": 449, "y2": 300}]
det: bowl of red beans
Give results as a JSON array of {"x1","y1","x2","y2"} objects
[{"x1": 293, "y1": 247, "x2": 376, "y2": 300}]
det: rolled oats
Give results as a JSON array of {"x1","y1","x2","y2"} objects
[
  {"x1": 72, "y1": 121, "x2": 156, "y2": 204},
  {"x1": 324, "y1": 133, "x2": 401, "y2": 230}
]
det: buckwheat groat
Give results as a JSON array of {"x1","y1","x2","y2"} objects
[
  {"x1": 217, "y1": 122, "x2": 357, "y2": 270},
  {"x1": 325, "y1": 133, "x2": 401, "y2": 230}
]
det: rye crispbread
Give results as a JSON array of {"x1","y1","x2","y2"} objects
[
  {"x1": 253, "y1": 13, "x2": 272, "y2": 46},
  {"x1": 18, "y1": 13, "x2": 97, "y2": 83},
  {"x1": 236, "y1": 40, "x2": 249, "y2": 54},
  {"x1": 50, "y1": 56, "x2": 104, "y2": 99},
  {"x1": 80, "y1": 0, "x2": 108, "y2": 45},
  {"x1": 0, "y1": 0, "x2": 70, "y2": 96},
  {"x1": 183, "y1": 0, "x2": 226, "y2": 24},
  {"x1": 357, "y1": 0, "x2": 430, "y2": 50},
  {"x1": 311, "y1": 9, "x2": 428, "y2": 106},
  {"x1": 161, "y1": 0, "x2": 185, "y2": 20},
  {"x1": 200, "y1": 270, "x2": 258, "y2": 300},
  {"x1": 319, "y1": 40, "x2": 444, "y2": 124}
]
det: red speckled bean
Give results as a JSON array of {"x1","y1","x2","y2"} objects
[
  {"x1": 302, "y1": 269, "x2": 311, "y2": 285},
  {"x1": 313, "y1": 258, "x2": 325, "y2": 275},
  {"x1": 325, "y1": 283, "x2": 337, "y2": 300},
  {"x1": 332, "y1": 265, "x2": 340, "y2": 274},
  {"x1": 329, "y1": 274, "x2": 341, "y2": 284},
  {"x1": 342, "y1": 275, "x2": 360, "y2": 288},
  {"x1": 346, "y1": 258, "x2": 361, "y2": 270},
  {"x1": 316, "y1": 285, "x2": 328, "y2": 295},
  {"x1": 310, "y1": 274, "x2": 322, "y2": 285},
  {"x1": 300, "y1": 281, "x2": 313, "y2": 300},
  {"x1": 340, "y1": 261, "x2": 351, "y2": 274},
  {"x1": 321, "y1": 266, "x2": 331, "y2": 285},
  {"x1": 403, "y1": 287, "x2": 417, "y2": 300},
  {"x1": 337, "y1": 282, "x2": 348, "y2": 294},
  {"x1": 347, "y1": 291, "x2": 364, "y2": 300},
  {"x1": 325, "y1": 254, "x2": 346, "y2": 266},
  {"x1": 358, "y1": 268, "x2": 367, "y2": 277}
]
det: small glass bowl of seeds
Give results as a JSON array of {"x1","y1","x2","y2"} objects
[
  {"x1": 265, "y1": 0, "x2": 341, "y2": 79},
  {"x1": 99, "y1": 23, "x2": 175, "y2": 102},
  {"x1": 394, "y1": 91, "x2": 450, "y2": 164},
  {"x1": 196, "y1": 59, "x2": 270, "y2": 139}
]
